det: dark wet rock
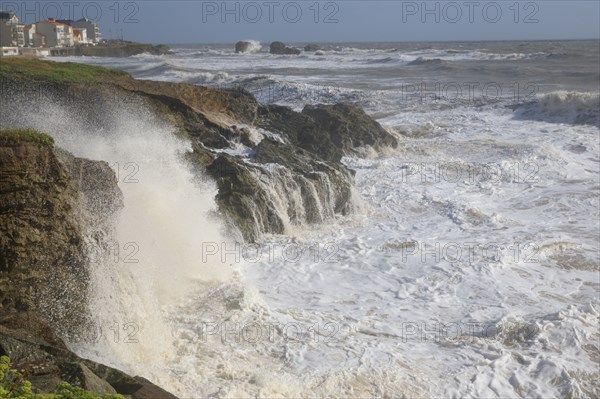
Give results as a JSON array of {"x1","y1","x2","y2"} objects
[
  {"x1": 235, "y1": 41, "x2": 255, "y2": 53},
  {"x1": 207, "y1": 139, "x2": 355, "y2": 241},
  {"x1": 207, "y1": 154, "x2": 283, "y2": 241},
  {"x1": 257, "y1": 104, "x2": 338, "y2": 159},
  {"x1": 83, "y1": 361, "x2": 143, "y2": 394},
  {"x1": 270, "y1": 41, "x2": 301, "y2": 55},
  {"x1": 61, "y1": 363, "x2": 118, "y2": 395},
  {"x1": 302, "y1": 103, "x2": 398, "y2": 159},
  {"x1": 255, "y1": 138, "x2": 354, "y2": 216},
  {"x1": 132, "y1": 376, "x2": 179, "y2": 399},
  {"x1": 17, "y1": 363, "x2": 62, "y2": 394},
  {"x1": 257, "y1": 103, "x2": 398, "y2": 162},
  {"x1": 304, "y1": 44, "x2": 321, "y2": 52}
]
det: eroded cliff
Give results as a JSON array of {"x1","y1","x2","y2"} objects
[{"x1": 1, "y1": 58, "x2": 398, "y2": 241}]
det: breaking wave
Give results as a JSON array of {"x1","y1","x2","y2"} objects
[{"x1": 514, "y1": 91, "x2": 600, "y2": 126}]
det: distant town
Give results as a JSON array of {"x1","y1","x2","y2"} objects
[{"x1": 0, "y1": 11, "x2": 102, "y2": 57}]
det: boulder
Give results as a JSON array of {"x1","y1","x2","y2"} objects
[
  {"x1": 270, "y1": 41, "x2": 301, "y2": 55},
  {"x1": 61, "y1": 363, "x2": 118, "y2": 395},
  {"x1": 257, "y1": 104, "x2": 340, "y2": 162},
  {"x1": 304, "y1": 44, "x2": 321, "y2": 52},
  {"x1": 235, "y1": 41, "x2": 254, "y2": 53},
  {"x1": 302, "y1": 103, "x2": 398, "y2": 160},
  {"x1": 257, "y1": 103, "x2": 398, "y2": 162}
]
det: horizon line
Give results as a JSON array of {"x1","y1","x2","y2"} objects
[{"x1": 157, "y1": 38, "x2": 599, "y2": 46}]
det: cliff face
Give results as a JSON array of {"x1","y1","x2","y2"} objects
[
  {"x1": 0, "y1": 133, "x2": 178, "y2": 397},
  {"x1": 0, "y1": 138, "x2": 89, "y2": 328},
  {"x1": 0, "y1": 136, "x2": 123, "y2": 324}
]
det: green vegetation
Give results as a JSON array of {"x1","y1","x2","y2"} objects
[
  {"x1": 0, "y1": 58, "x2": 129, "y2": 84},
  {"x1": 0, "y1": 129, "x2": 55, "y2": 146},
  {"x1": 0, "y1": 356, "x2": 124, "y2": 399}
]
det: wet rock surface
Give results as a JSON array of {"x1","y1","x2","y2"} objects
[
  {"x1": 304, "y1": 44, "x2": 322, "y2": 52},
  {"x1": 270, "y1": 41, "x2": 301, "y2": 55},
  {"x1": 235, "y1": 41, "x2": 255, "y2": 53}
]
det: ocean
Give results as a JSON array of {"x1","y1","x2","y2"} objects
[{"x1": 45, "y1": 40, "x2": 600, "y2": 398}]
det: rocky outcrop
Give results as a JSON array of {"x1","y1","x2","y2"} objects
[
  {"x1": 0, "y1": 138, "x2": 90, "y2": 333},
  {"x1": 235, "y1": 41, "x2": 251, "y2": 53},
  {"x1": 304, "y1": 44, "x2": 322, "y2": 52},
  {"x1": 0, "y1": 58, "x2": 398, "y2": 242},
  {"x1": 235, "y1": 41, "x2": 256, "y2": 53},
  {"x1": 207, "y1": 138, "x2": 354, "y2": 240},
  {"x1": 270, "y1": 41, "x2": 301, "y2": 55},
  {"x1": 301, "y1": 103, "x2": 399, "y2": 160},
  {"x1": 257, "y1": 103, "x2": 398, "y2": 162}
]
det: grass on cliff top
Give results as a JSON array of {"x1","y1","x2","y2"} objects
[
  {"x1": 0, "y1": 129, "x2": 54, "y2": 146},
  {"x1": 0, "y1": 57, "x2": 129, "y2": 84}
]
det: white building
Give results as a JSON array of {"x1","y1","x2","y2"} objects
[
  {"x1": 70, "y1": 18, "x2": 101, "y2": 44},
  {"x1": 0, "y1": 11, "x2": 21, "y2": 47},
  {"x1": 72, "y1": 27, "x2": 88, "y2": 45},
  {"x1": 24, "y1": 24, "x2": 46, "y2": 48},
  {"x1": 35, "y1": 19, "x2": 74, "y2": 47}
]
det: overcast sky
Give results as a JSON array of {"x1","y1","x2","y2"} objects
[{"x1": 4, "y1": 1, "x2": 600, "y2": 43}]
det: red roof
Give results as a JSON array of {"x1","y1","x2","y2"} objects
[{"x1": 42, "y1": 19, "x2": 66, "y2": 27}]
